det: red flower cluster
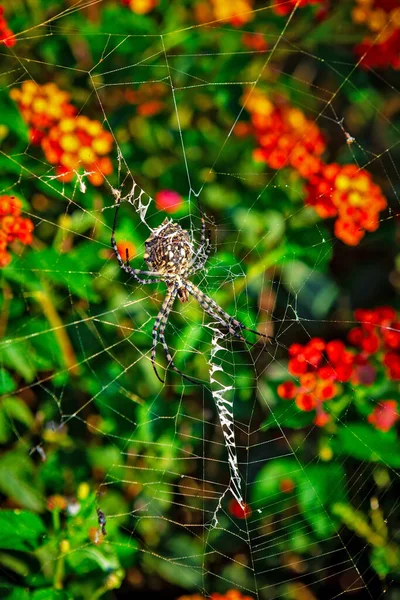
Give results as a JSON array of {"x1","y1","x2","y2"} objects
[
  {"x1": 306, "y1": 163, "x2": 387, "y2": 246},
  {"x1": 41, "y1": 116, "x2": 113, "y2": 186},
  {"x1": 349, "y1": 307, "x2": 400, "y2": 380},
  {"x1": 271, "y1": 0, "x2": 323, "y2": 17},
  {"x1": 278, "y1": 338, "x2": 355, "y2": 426},
  {"x1": 278, "y1": 306, "x2": 400, "y2": 430},
  {"x1": 0, "y1": 195, "x2": 34, "y2": 267},
  {"x1": 0, "y1": 6, "x2": 16, "y2": 47},
  {"x1": 11, "y1": 83, "x2": 113, "y2": 186},
  {"x1": 242, "y1": 89, "x2": 325, "y2": 178},
  {"x1": 353, "y1": 1, "x2": 400, "y2": 70}
]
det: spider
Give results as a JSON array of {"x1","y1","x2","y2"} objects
[{"x1": 111, "y1": 199, "x2": 272, "y2": 383}]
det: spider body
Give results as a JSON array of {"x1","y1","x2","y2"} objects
[
  {"x1": 111, "y1": 200, "x2": 271, "y2": 383},
  {"x1": 144, "y1": 219, "x2": 192, "y2": 303}
]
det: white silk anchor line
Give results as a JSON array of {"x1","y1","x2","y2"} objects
[{"x1": 208, "y1": 324, "x2": 245, "y2": 527}]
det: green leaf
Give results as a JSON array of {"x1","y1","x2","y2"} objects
[
  {"x1": 0, "y1": 510, "x2": 46, "y2": 552},
  {"x1": 0, "y1": 98, "x2": 29, "y2": 141},
  {"x1": 31, "y1": 590, "x2": 71, "y2": 600},
  {"x1": 2, "y1": 397, "x2": 34, "y2": 428},
  {"x1": 297, "y1": 464, "x2": 347, "y2": 539},
  {"x1": 0, "y1": 586, "x2": 30, "y2": 600},
  {"x1": 0, "y1": 369, "x2": 16, "y2": 394},
  {"x1": 0, "y1": 398, "x2": 34, "y2": 443},
  {"x1": 332, "y1": 424, "x2": 400, "y2": 467},
  {"x1": 251, "y1": 458, "x2": 301, "y2": 508},
  {"x1": 0, "y1": 452, "x2": 45, "y2": 512},
  {"x1": 66, "y1": 547, "x2": 119, "y2": 575}
]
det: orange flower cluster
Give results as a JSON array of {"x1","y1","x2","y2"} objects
[
  {"x1": 271, "y1": 0, "x2": 323, "y2": 17},
  {"x1": 11, "y1": 83, "x2": 113, "y2": 186},
  {"x1": 0, "y1": 6, "x2": 15, "y2": 47},
  {"x1": 0, "y1": 195, "x2": 34, "y2": 267},
  {"x1": 306, "y1": 163, "x2": 387, "y2": 245},
  {"x1": 278, "y1": 306, "x2": 400, "y2": 431},
  {"x1": 125, "y1": 82, "x2": 167, "y2": 117},
  {"x1": 243, "y1": 89, "x2": 325, "y2": 178},
  {"x1": 195, "y1": 0, "x2": 254, "y2": 27},
  {"x1": 353, "y1": 0, "x2": 400, "y2": 69},
  {"x1": 42, "y1": 116, "x2": 113, "y2": 186},
  {"x1": 120, "y1": 0, "x2": 158, "y2": 15},
  {"x1": 10, "y1": 82, "x2": 76, "y2": 145},
  {"x1": 241, "y1": 89, "x2": 387, "y2": 245},
  {"x1": 178, "y1": 591, "x2": 254, "y2": 600}
]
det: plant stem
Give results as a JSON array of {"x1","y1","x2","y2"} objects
[
  {"x1": 53, "y1": 551, "x2": 65, "y2": 590},
  {"x1": 92, "y1": 585, "x2": 108, "y2": 600},
  {"x1": 34, "y1": 286, "x2": 80, "y2": 376}
]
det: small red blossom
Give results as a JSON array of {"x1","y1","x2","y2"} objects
[
  {"x1": 228, "y1": 499, "x2": 252, "y2": 519},
  {"x1": 368, "y1": 400, "x2": 399, "y2": 432},
  {"x1": 0, "y1": 195, "x2": 34, "y2": 267},
  {"x1": 125, "y1": 82, "x2": 167, "y2": 117},
  {"x1": 0, "y1": 6, "x2": 16, "y2": 47},
  {"x1": 315, "y1": 381, "x2": 336, "y2": 400},
  {"x1": 241, "y1": 33, "x2": 268, "y2": 52},
  {"x1": 295, "y1": 392, "x2": 316, "y2": 411},
  {"x1": 277, "y1": 381, "x2": 297, "y2": 399},
  {"x1": 299, "y1": 372, "x2": 317, "y2": 392},
  {"x1": 279, "y1": 478, "x2": 295, "y2": 493},
  {"x1": 288, "y1": 357, "x2": 308, "y2": 376},
  {"x1": 314, "y1": 410, "x2": 330, "y2": 427},
  {"x1": 116, "y1": 241, "x2": 136, "y2": 262},
  {"x1": 155, "y1": 190, "x2": 183, "y2": 213},
  {"x1": 271, "y1": 0, "x2": 323, "y2": 17}
]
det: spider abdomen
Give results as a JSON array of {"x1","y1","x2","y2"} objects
[{"x1": 144, "y1": 218, "x2": 193, "y2": 276}]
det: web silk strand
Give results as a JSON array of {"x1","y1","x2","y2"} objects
[{"x1": 208, "y1": 324, "x2": 245, "y2": 527}]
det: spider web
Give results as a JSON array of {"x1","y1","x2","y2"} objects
[{"x1": 0, "y1": 1, "x2": 399, "y2": 599}]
